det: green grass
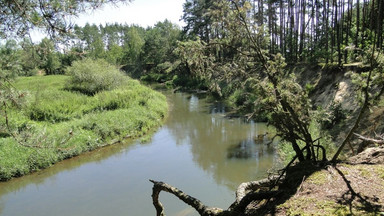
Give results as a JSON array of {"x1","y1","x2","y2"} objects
[{"x1": 0, "y1": 75, "x2": 168, "y2": 181}]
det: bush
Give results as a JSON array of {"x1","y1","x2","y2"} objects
[{"x1": 66, "y1": 58, "x2": 128, "y2": 95}]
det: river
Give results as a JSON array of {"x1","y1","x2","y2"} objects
[{"x1": 0, "y1": 90, "x2": 279, "y2": 216}]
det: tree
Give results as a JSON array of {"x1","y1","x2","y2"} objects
[
  {"x1": 38, "y1": 38, "x2": 61, "y2": 74},
  {"x1": 143, "y1": 20, "x2": 181, "y2": 69},
  {"x1": 105, "y1": 43, "x2": 124, "y2": 66},
  {"x1": 0, "y1": 40, "x2": 22, "y2": 76},
  {"x1": 176, "y1": 0, "x2": 324, "y2": 162},
  {"x1": 0, "y1": 0, "x2": 130, "y2": 39},
  {"x1": 123, "y1": 26, "x2": 145, "y2": 66},
  {"x1": 19, "y1": 38, "x2": 41, "y2": 76}
]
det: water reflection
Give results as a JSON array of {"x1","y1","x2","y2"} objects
[
  {"x1": 227, "y1": 133, "x2": 274, "y2": 159},
  {"x1": 0, "y1": 90, "x2": 279, "y2": 216},
  {"x1": 0, "y1": 139, "x2": 137, "y2": 195},
  {"x1": 165, "y1": 92, "x2": 279, "y2": 190}
]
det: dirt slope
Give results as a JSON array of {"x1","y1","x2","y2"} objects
[{"x1": 271, "y1": 147, "x2": 384, "y2": 216}]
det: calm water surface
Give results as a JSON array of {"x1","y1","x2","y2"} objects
[{"x1": 0, "y1": 91, "x2": 280, "y2": 216}]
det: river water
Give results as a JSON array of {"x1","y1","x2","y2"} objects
[{"x1": 0, "y1": 91, "x2": 279, "y2": 216}]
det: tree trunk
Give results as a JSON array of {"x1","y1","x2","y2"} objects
[{"x1": 355, "y1": 0, "x2": 360, "y2": 58}]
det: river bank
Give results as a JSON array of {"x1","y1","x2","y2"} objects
[
  {"x1": 0, "y1": 75, "x2": 168, "y2": 181},
  {"x1": 0, "y1": 89, "x2": 278, "y2": 216}
]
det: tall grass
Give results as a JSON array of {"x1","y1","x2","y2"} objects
[{"x1": 0, "y1": 75, "x2": 167, "y2": 181}]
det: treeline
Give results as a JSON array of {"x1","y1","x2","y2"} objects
[
  {"x1": 0, "y1": 20, "x2": 181, "y2": 78},
  {"x1": 2, "y1": 0, "x2": 382, "y2": 87},
  {"x1": 68, "y1": 20, "x2": 180, "y2": 74},
  {"x1": 182, "y1": 0, "x2": 384, "y2": 65}
]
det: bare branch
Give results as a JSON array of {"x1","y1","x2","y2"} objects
[
  {"x1": 149, "y1": 180, "x2": 224, "y2": 216},
  {"x1": 354, "y1": 133, "x2": 384, "y2": 145},
  {"x1": 235, "y1": 175, "x2": 280, "y2": 203}
]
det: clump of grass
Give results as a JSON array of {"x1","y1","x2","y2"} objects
[{"x1": 0, "y1": 74, "x2": 167, "y2": 181}]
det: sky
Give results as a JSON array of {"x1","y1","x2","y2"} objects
[
  {"x1": 76, "y1": 0, "x2": 186, "y2": 28},
  {"x1": 30, "y1": 0, "x2": 186, "y2": 42}
]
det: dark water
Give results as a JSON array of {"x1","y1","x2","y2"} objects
[{"x1": 0, "y1": 91, "x2": 279, "y2": 216}]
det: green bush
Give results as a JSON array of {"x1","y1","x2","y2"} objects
[{"x1": 66, "y1": 58, "x2": 128, "y2": 95}]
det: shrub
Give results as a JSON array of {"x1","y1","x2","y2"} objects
[{"x1": 66, "y1": 58, "x2": 128, "y2": 95}]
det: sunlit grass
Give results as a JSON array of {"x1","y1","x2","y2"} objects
[{"x1": 0, "y1": 75, "x2": 167, "y2": 181}]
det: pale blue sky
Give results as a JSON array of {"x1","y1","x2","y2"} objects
[
  {"x1": 76, "y1": 0, "x2": 185, "y2": 27},
  {"x1": 30, "y1": 0, "x2": 185, "y2": 42}
]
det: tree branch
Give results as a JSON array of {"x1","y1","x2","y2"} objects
[
  {"x1": 354, "y1": 133, "x2": 384, "y2": 145},
  {"x1": 235, "y1": 175, "x2": 280, "y2": 203},
  {"x1": 149, "y1": 180, "x2": 224, "y2": 216}
]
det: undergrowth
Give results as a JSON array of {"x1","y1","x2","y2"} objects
[{"x1": 277, "y1": 121, "x2": 338, "y2": 164}]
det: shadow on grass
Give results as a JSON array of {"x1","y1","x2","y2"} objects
[
  {"x1": 247, "y1": 161, "x2": 326, "y2": 215},
  {"x1": 334, "y1": 167, "x2": 383, "y2": 215},
  {"x1": 248, "y1": 162, "x2": 383, "y2": 215}
]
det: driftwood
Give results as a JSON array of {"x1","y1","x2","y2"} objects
[
  {"x1": 149, "y1": 175, "x2": 283, "y2": 216},
  {"x1": 149, "y1": 146, "x2": 318, "y2": 215},
  {"x1": 149, "y1": 180, "x2": 225, "y2": 216}
]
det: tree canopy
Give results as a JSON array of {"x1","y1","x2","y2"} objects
[{"x1": 0, "y1": 0, "x2": 129, "y2": 39}]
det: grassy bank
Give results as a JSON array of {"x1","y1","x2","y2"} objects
[{"x1": 0, "y1": 75, "x2": 168, "y2": 181}]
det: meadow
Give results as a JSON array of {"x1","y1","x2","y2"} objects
[{"x1": 0, "y1": 74, "x2": 168, "y2": 181}]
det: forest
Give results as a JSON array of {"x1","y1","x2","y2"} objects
[{"x1": 1, "y1": 0, "x2": 384, "y2": 215}]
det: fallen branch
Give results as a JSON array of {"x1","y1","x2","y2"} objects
[
  {"x1": 149, "y1": 180, "x2": 224, "y2": 216},
  {"x1": 354, "y1": 133, "x2": 384, "y2": 145},
  {"x1": 149, "y1": 148, "x2": 310, "y2": 215},
  {"x1": 229, "y1": 190, "x2": 282, "y2": 213},
  {"x1": 235, "y1": 175, "x2": 280, "y2": 203},
  {"x1": 149, "y1": 178, "x2": 283, "y2": 216}
]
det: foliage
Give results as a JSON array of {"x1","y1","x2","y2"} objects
[
  {"x1": 0, "y1": 0, "x2": 130, "y2": 39},
  {"x1": 38, "y1": 38, "x2": 62, "y2": 74},
  {"x1": 65, "y1": 58, "x2": 127, "y2": 95},
  {"x1": 175, "y1": 1, "x2": 325, "y2": 162},
  {"x1": 319, "y1": 102, "x2": 347, "y2": 130},
  {"x1": 349, "y1": 49, "x2": 384, "y2": 105},
  {"x1": 0, "y1": 75, "x2": 168, "y2": 180},
  {"x1": 143, "y1": 20, "x2": 181, "y2": 66},
  {"x1": 123, "y1": 26, "x2": 145, "y2": 65},
  {"x1": 0, "y1": 40, "x2": 23, "y2": 76}
]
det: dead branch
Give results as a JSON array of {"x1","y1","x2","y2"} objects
[
  {"x1": 229, "y1": 190, "x2": 282, "y2": 213},
  {"x1": 235, "y1": 175, "x2": 280, "y2": 203},
  {"x1": 149, "y1": 180, "x2": 225, "y2": 216},
  {"x1": 354, "y1": 133, "x2": 384, "y2": 145},
  {"x1": 149, "y1": 178, "x2": 284, "y2": 216}
]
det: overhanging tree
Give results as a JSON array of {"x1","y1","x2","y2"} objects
[
  {"x1": 176, "y1": 0, "x2": 323, "y2": 162},
  {"x1": 0, "y1": 0, "x2": 130, "y2": 39}
]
